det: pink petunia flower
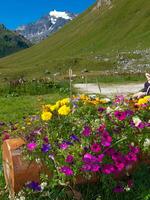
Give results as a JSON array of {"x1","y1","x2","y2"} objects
[{"x1": 27, "y1": 142, "x2": 37, "y2": 151}]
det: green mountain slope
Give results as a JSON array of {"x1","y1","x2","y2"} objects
[
  {"x1": 0, "y1": 0, "x2": 149, "y2": 79},
  {"x1": 0, "y1": 24, "x2": 32, "y2": 58}
]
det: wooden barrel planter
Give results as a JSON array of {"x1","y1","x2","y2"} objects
[
  {"x1": 2, "y1": 138, "x2": 43, "y2": 196},
  {"x1": 2, "y1": 138, "x2": 150, "y2": 197}
]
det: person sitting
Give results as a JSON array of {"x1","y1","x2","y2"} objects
[{"x1": 133, "y1": 73, "x2": 150, "y2": 99}]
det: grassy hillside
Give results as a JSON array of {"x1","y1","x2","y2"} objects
[
  {"x1": 0, "y1": 0, "x2": 149, "y2": 79},
  {"x1": 0, "y1": 24, "x2": 32, "y2": 58}
]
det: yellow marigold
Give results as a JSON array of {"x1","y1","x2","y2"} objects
[
  {"x1": 42, "y1": 104, "x2": 52, "y2": 112},
  {"x1": 58, "y1": 105, "x2": 71, "y2": 116},
  {"x1": 41, "y1": 111, "x2": 52, "y2": 121},
  {"x1": 143, "y1": 96, "x2": 150, "y2": 101},
  {"x1": 137, "y1": 98, "x2": 148, "y2": 105},
  {"x1": 50, "y1": 104, "x2": 59, "y2": 111},
  {"x1": 60, "y1": 98, "x2": 70, "y2": 106}
]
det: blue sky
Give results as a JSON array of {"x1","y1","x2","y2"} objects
[{"x1": 0, "y1": 0, "x2": 95, "y2": 29}]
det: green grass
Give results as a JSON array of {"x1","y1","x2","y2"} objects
[
  {"x1": 0, "y1": 94, "x2": 58, "y2": 122},
  {"x1": 0, "y1": 0, "x2": 149, "y2": 79}
]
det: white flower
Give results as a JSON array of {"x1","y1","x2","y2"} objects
[
  {"x1": 132, "y1": 116, "x2": 142, "y2": 127},
  {"x1": 106, "y1": 106, "x2": 113, "y2": 114},
  {"x1": 144, "y1": 139, "x2": 150, "y2": 147},
  {"x1": 41, "y1": 182, "x2": 47, "y2": 190},
  {"x1": 20, "y1": 197, "x2": 25, "y2": 200},
  {"x1": 35, "y1": 158, "x2": 41, "y2": 164}
]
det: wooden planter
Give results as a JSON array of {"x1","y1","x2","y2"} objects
[
  {"x1": 2, "y1": 138, "x2": 150, "y2": 196},
  {"x1": 2, "y1": 138, "x2": 42, "y2": 196}
]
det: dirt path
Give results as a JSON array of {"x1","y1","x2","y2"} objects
[{"x1": 74, "y1": 83, "x2": 144, "y2": 96}]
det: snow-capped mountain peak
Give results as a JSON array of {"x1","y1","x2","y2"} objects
[
  {"x1": 16, "y1": 10, "x2": 76, "y2": 43},
  {"x1": 49, "y1": 10, "x2": 72, "y2": 20}
]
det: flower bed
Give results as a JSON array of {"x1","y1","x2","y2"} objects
[{"x1": 1, "y1": 95, "x2": 150, "y2": 197}]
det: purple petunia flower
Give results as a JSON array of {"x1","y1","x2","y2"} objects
[
  {"x1": 43, "y1": 136, "x2": 49, "y2": 143},
  {"x1": 98, "y1": 107, "x2": 106, "y2": 113},
  {"x1": 65, "y1": 155, "x2": 74, "y2": 163},
  {"x1": 82, "y1": 126, "x2": 91, "y2": 137},
  {"x1": 70, "y1": 134, "x2": 80, "y2": 142},
  {"x1": 125, "y1": 152, "x2": 137, "y2": 163},
  {"x1": 101, "y1": 132, "x2": 112, "y2": 147},
  {"x1": 41, "y1": 143, "x2": 51, "y2": 153},
  {"x1": 127, "y1": 179, "x2": 134, "y2": 188},
  {"x1": 26, "y1": 181, "x2": 41, "y2": 191},
  {"x1": 97, "y1": 154, "x2": 104, "y2": 163},
  {"x1": 137, "y1": 122, "x2": 145, "y2": 129},
  {"x1": 91, "y1": 164, "x2": 100, "y2": 172},
  {"x1": 82, "y1": 164, "x2": 92, "y2": 171},
  {"x1": 2, "y1": 133, "x2": 10, "y2": 141},
  {"x1": 59, "y1": 142, "x2": 69, "y2": 150},
  {"x1": 102, "y1": 164, "x2": 115, "y2": 174},
  {"x1": 60, "y1": 166, "x2": 73, "y2": 176},
  {"x1": 114, "y1": 110, "x2": 127, "y2": 121},
  {"x1": 125, "y1": 110, "x2": 134, "y2": 117},
  {"x1": 129, "y1": 145, "x2": 140, "y2": 154},
  {"x1": 91, "y1": 143, "x2": 101, "y2": 153},
  {"x1": 113, "y1": 185, "x2": 124, "y2": 193},
  {"x1": 83, "y1": 153, "x2": 93, "y2": 163},
  {"x1": 98, "y1": 124, "x2": 106, "y2": 133}
]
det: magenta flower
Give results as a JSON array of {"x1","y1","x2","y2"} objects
[
  {"x1": 125, "y1": 152, "x2": 137, "y2": 163},
  {"x1": 115, "y1": 162, "x2": 125, "y2": 171},
  {"x1": 98, "y1": 124, "x2": 106, "y2": 133},
  {"x1": 83, "y1": 153, "x2": 93, "y2": 163},
  {"x1": 97, "y1": 154, "x2": 104, "y2": 162},
  {"x1": 82, "y1": 126, "x2": 91, "y2": 137},
  {"x1": 102, "y1": 164, "x2": 115, "y2": 174},
  {"x1": 129, "y1": 145, "x2": 140, "y2": 154},
  {"x1": 27, "y1": 142, "x2": 37, "y2": 151},
  {"x1": 82, "y1": 164, "x2": 92, "y2": 171},
  {"x1": 65, "y1": 155, "x2": 74, "y2": 163},
  {"x1": 137, "y1": 122, "x2": 145, "y2": 129},
  {"x1": 101, "y1": 132, "x2": 112, "y2": 147},
  {"x1": 115, "y1": 95, "x2": 125, "y2": 104},
  {"x1": 127, "y1": 179, "x2": 134, "y2": 188},
  {"x1": 114, "y1": 110, "x2": 127, "y2": 121},
  {"x1": 2, "y1": 133, "x2": 10, "y2": 141},
  {"x1": 43, "y1": 136, "x2": 49, "y2": 143},
  {"x1": 60, "y1": 166, "x2": 73, "y2": 176},
  {"x1": 59, "y1": 142, "x2": 69, "y2": 150},
  {"x1": 91, "y1": 143, "x2": 101, "y2": 153},
  {"x1": 91, "y1": 164, "x2": 100, "y2": 172},
  {"x1": 113, "y1": 185, "x2": 124, "y2": 193}
]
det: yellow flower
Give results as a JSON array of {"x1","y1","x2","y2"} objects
[
  {"x1": 42, "y1": 104, "x2": 52, "y2": 112},
  {"x1": 50, "y1": 104, "x2": 58, "y2": 111},
  {"x1": 60, "y1": 98, "x2": 70, "y2": 106},
  {"x1": 58, "y1": 105, "x2": 71, "y2": 116},
  {"x1": 143, "y1": 96, "x2": 150, "y2": 101},
  {"x1": 137, "y1": 98, "x2": 148, "y2": 105},
  {"x1": 41, "y1": 111, "x2": 52, "y2": 121}
]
